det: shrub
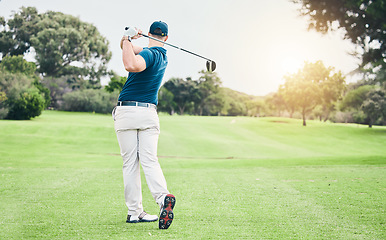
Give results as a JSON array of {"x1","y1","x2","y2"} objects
[
  {"x1": 6, "y1": 89, "x2": 45, "y2": 120},
  {"x1": 352, "y1": 110, "x2": 367, "y2": 124},
  {"x1": 61, "y1": 89, "x2": 118, "y2": 113},
  {"x1": 0, "y1": 89, "x2": 8, "y2": 119},
  {"x1": 330, "y1": 111, "x2": 368, "y2": 124},
  {"x1": 0, "y1": 72, "x2": 45, "y2": 120},
  {"x1": 33, "y1": 79, "x2": 51, "y2": 109}
]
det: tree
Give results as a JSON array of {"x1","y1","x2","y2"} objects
[
  {"x1": 105, "y1": 75, "x2": 127, "y2": 93},
  {"x1": 158, "y1": 86, "x2": 176, "y2": 115},
  {"x1": 195, "y1": 70, "x2": 223, "y2": 115},
  {"x1": 0, "y1": 7, "x2": 41, "y2": 56},
  {"x1": 0, "y1": 7, "x2": 111, "y2": 83},
  {"x1": 204, "y1": 90, "x2": 227, "y2": 116},
  {"x1": 340, "y1": 84, "x2": 376, "y2": 110},
  {"x1": 282, "y1": 65, "x2": 320, "y2": 126},
  {"x1": 246, "y1": 99, "x2": 265, "y2": 117},
  {"x1": 292, "y1": 0, "x2": 386, "y2": 70},
  {"x1": 265, "y1": 92, "x2": 287, "y2": 117},
  {"x1": 320, "y1": 69, "x2": 346, "y2": 121},
  {"x1": 32, "y1": 10, "x2": 111, "y2": 82},
  {"x1": 281, "y1": 61, "x2": 345, "y2": 126},
  {"x1": 162, "y1": 78, "x2": 197, "y2": 115},
  {"x1": 361, "y1": 89, "x2": 386, "y2": 127},
  {"x1": 221, "y1": 88, "x2": 249, "y2": 116},
  {"x1": 227, "y1": 101, "x2": 247, "y2": 116},
  {"x1": 278, "y1": 84, "x2": 297, "y2": 118},
  {"x1": 0, "y1": 55, "x2": 36, "y2": 75}
]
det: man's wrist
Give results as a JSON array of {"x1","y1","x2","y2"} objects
[{"x1": 123, "y1": 36, "x2": 131, "y2": 42}]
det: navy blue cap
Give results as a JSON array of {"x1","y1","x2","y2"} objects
[{"x1": 149, "y1": 21, "x2": 168, "y2": 36}]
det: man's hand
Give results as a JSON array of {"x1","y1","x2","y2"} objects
[
  {"x1": 131, "y1": 29, "x2": 142, "y2": 40},
  {"x1": 123, "y1": 27, "x2": 142, "y2": 39},
  {"x1": 120, "y1": 27, "x2": 142, "y2": 49},
  {"x1": 123, "y1": 27, "x2": 137, "y2": 37}
]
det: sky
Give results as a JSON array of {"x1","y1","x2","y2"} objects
[{"x1": 0, "y1": 0, "x2": 361, "y2": 96}]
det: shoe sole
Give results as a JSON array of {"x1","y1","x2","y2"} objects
[
  {"x1": 139, "y1": 218, "x2": 157, "y2": 223},
  {"x1": 159, "y1": 194, "x2": 176, "y2": 229},
  {"x1": 127, "y1": 218, "x2": 157, "y2": 223},
  {"x1": 126, "y1": 219, "x2": 139, "y2": 223},
  {"x1": 126, "y1": 214, "x2": 157, "y2": 223}
]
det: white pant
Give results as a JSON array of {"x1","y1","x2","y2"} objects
[{"x1": 113, "y1": 106, "x2": 169, "y2": 216}]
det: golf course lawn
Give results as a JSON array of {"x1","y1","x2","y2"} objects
[{"x1": 0, "y1": 110, "x2": 385, "y2": 239}]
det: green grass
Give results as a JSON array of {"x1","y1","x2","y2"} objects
[{"x1": 0, "y1": 111, "x2": 385, "y2": 239}]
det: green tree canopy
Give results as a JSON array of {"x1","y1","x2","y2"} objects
[
  {"x1": 340, "y1": 84, "x2": 376, "y2": 111},
  {"x1": 195, "y1": 70, "x2": 223, "y2": 115},
  {"x1": 105, "y1": 75, "x2": 126, "y2": 93},
  {"x1": 320, "y1": 68, "x2": 346, "y2": 120},
  {"x1": 281, "y1": 61, "x2": 346, "y2": 126},
  {"x1": 292, "y1": 0, "x2": 386, "y2": 70},
  {"x1": 162, "y1": 77, "x2": 197, "y2": 115},
  {"x1": 278, "y1": 84, "x2": 298, "y2": 118},
  {"x1": 160, "y1": 71, "x2": 227, "y2": 116},
  {"x1": 0, "y1": 7, "x2": 111, "y2": 83},
  {"x1": 361, "y1": 88, "x2": 386, "y2": 127},
  {"x1": 265, "y1": 92, "x2": 287, "y2": 117},
  {"x1": 0, "y1": 55, "x2": 36, "y2": 75},
  {"x1": 0, "y1": 7, "x2": 41, "y2": 56},
  {"x1": 158, "y1": 87, "x2": 176, "y2": 115}
]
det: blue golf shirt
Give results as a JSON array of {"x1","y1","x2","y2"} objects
[{"x1": 118, "y1": 47, "x2": 168, "y2": 105}]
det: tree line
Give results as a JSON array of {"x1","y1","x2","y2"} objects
[
  {"x1": 105, "y1": 59, "x2": 386, "y2": 128},
  {"x1": 0, "y1": 7, "x2": 117, "y2": 119},
  {"x1": 287, "y1": 0, "x2": 386, "y2": 127},
  {"x1": 266, "y1": 61, "x2": 385, "y2": 127},
  {"x1": 0, "y1": 6, "x2": 264, "y2": 120},
  {"x1": 105, "y1": 70, "x2": 265, "y2": 117},
  {"x1": 1, "y1": 3, "x2": 385, "y2": 127}
]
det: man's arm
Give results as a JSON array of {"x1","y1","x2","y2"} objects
[
  {"x1": 132, "y1": 45, "x2": 143, "y2": 55},
  {"x1": 121, "y1": 36, "x2": 146, "y2": 73}
]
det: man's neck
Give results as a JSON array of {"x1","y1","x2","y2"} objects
[{"x1": 148, "y1": 39, "x2": 164, "y2": 48}]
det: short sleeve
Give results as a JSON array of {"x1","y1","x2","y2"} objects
[{"x1": 139, "y1": 48, "x2": 155, "y2": 68}]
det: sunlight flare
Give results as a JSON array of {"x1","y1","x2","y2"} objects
[{"x1": 281, "y1": 56, "x2": 302, "y2": 74}]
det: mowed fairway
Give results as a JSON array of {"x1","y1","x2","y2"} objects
[{"x1": 0, "y1": 111, "x2": 385, "y2": 239}]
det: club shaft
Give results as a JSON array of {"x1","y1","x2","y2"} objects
[{"x1": 139, "y1": 33, "x2": 213, "y2": 62}]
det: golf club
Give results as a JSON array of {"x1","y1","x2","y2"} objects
[
  {"x1": 124, "y1": 27, "x2": 216, "y2": 72},
  {"x1": 139, "y1": 33, "x2": 216, "y2": 72}
]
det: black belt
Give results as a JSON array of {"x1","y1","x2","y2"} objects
[{"x1": 117, "y1": 101, "x2": 157, "y2": 109}]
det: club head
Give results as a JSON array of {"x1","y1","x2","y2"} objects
[{"x1": 206, "y1": 60, "x2": 216, "y2": 72}]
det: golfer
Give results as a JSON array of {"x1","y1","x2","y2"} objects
[{"x1": 112, "y1": 21, "x2": 175, "y2": 230}]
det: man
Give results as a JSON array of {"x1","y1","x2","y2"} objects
[{"x1": 112, "y1": 21, "x2": 175, "y2": 230}]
